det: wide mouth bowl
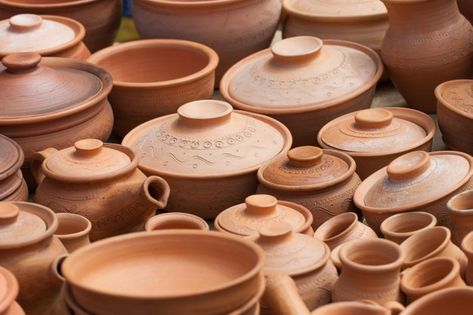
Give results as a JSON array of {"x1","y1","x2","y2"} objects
[
  {"x1": 400, "y1": 227, "x2": 449, "y2": 266},
  {"x1": 55, "y1": 213, "x2": 91, "y2": 239},
  {"x1": 448, "y1": 190, "x2": 473, "y2": 214},
  {"x1": 461, "y1": 231, "x2": 473, "y2": 255},
  {"x1": 145, "y1": 212, "x2": 209, "y2": 231},
  {"x1": 402, "y1": 287, "x2": 473, "y2": 315},
  {"x1": 381, "y1": 212, "x2": 437, "y2": 240},
  {"x1": 435, "y1": 80, "x2": 473, "y2": 120},
  {"x1": 314, "y1": 212, "x2": 357, "y2": 242}
]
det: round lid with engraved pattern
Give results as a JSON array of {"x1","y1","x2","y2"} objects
[{"x1": 435, "y1": 80, "x2": 473, "y2": 118}]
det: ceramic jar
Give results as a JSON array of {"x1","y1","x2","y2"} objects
[
  {"x1": 0, "y1": 201, "x2": 68, "y2": 315},
  {"x1": 402, "y1": 287, "x2": 473, "y2": 315},
  {"x1": 380, "y1": 212, "x2": 437, "y2": 244},
  {"x1": 87, "y1": 39, "x2": 219, "y2": 137},
  {"x1": 54, "y1": 213, "x2": 91, "y2": 253},
  {"x1": 257, "y1": 146, "x2": 361, "y2": 227},
  {"x1": 448, "y1": 190, "x2": 473, "y2": 246},
  {"x1": 354, "y1": 151, "x2": 473, "y2": 233},
  {"x1": 458, "y1": 0, "x2": 473, "y2": 24},
  {"x1": 317, "y1": 107, "x2": 435, "y2": 179},
  {"x1": 122, "y1": 100, "x2": 292, "y2": 219},
  {"x1": 0, "y1": 0, "x2": 121, "y2": 52},
  {"x1": 221, "y1": 36, "x2": 383, "y2": 146},
  {"x1": 145, "y1": 212, "x2": 209, "y2": 232},
  {"x1": 32, "y1": 139, "x2": 170, "y2": 241},
  {"x1": 0, "y1": 266, "x2": 25, "y2": 315},
  {"x1": 0, "y1": 134, "x2": 27, "y2": 202},
  {"x1": 133, "y1": 0, "x2": 280, "y2": 82},
  {"x1": 381, "y1": 0, "x2": 473, "y2": 113},
  {"x1": 461, "y1": 231, "x2": 473, "y2": 285},
  {"x1": 0, "y1": 14, "x2": 89, "y2": 60}
]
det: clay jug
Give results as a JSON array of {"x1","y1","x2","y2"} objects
[
  {"x1": 448, "y1": 189, "x2": 473, "y2": 246},
  {"x1": 54, "y1": 213, "x2": 91, "y2": 253},
  {"x1": 380, "y1": 212, "x2": 437, "y2": 244},
  {"x1": 461, "y1": 231, "x2": 473, "y2": 285}
]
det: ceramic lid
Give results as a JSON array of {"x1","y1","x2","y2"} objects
[
  {"x1": 254, "y1": 222, "x2": 330, "y2": 275},
  {"x1": 284, "y1": 0, "x2": 387, "y2": 20},
  {"x1": 435, "y1": 80, "x2": 473, "y2": 118},
  {"x1": 0, "y1": 134, "x2": 23, "y2": 180},
  {"x1": 355, "y1": 151, "x2": 473, "y2": 211},
  {"x1": 221, "y1": 36, "x2": 381, "y2": 113},
  {"x1": 122, "y1": 100, "x2": 292, "y2": 177},
  {"x1": 0, "y1": 266, "x2": 18, "y2": 313},
  {"x1": 216, "y1": 195, "x2": 307, "y2": 236}
]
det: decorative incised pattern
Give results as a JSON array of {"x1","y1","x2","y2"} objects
[
  {"x1": 442, "y1": 85, "x2": 473, "y2": 114},
  {"x1": 293, "y1": 0, "x2": 385, "y2": 16},
  {"x1": 334, "y1": 279, "x2": 400, "y2": 303},
  {"x1": 277, "y1": 156, "x2": 342, "y2": 175}
]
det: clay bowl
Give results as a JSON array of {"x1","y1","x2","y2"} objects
[
  {"x1": 55, "y1": 213, "x2": 91, "y2": 253},
  {"x1": 380, "y1": 212, "x2": 437, "y2": 244},
  {"x1": 87, "y1": 39, "x2": 218, "y2": 137},
  {"x1": 145, "y1": 212, "x2": 209, "y2": 232},
  {"x1": 62, "y1": 231, "x2": 265, "y2": 315},
  {"x1": 402, "y1": 287, "x2": 473, "y2": 315}
]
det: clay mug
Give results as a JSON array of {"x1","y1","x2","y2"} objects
[
  {"x1": 145, "y1": 212, "x2": 209, "y2": 232},
  {"x1": 448, "y1": 189, "x2": 473, "y2": 246},
  {"x1": 460, "y1": 231, "x2": 473, "y2": 285},
  {"x1": 401, "y1": 287, "x2": 473, "y2": 315},
  {"x1": 380, "y1": 212, "x2": 437, "y2": 244},
  {"x1": 54, "y1": 213, "x2": 91, "y2": 253}
]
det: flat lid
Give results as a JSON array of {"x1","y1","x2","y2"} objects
[
  {"x1": 436, "y1": 80, "x2": 473, "y2": 116},
  {"x1": 216, "y1": 195, "x2": 306, "y2": 236},
  {"x1": 122, "y1": 100, "x2": 288, "y2": 176},
  {"x1": 0, "y1": 14, "x2": 75, "y2": 53},
  {"x1": 319, "y1": 108, "x2": 427, "y2": 153},
  {"x1": 284, "y1": 0, "x2": 387, "y2": 19},
  {"x1": 226, "y1": 36, "x2": 379, "y2": 110},
  {"x1": 0, "y1": 53, "x2": 102, "y2": 118},
  {"x1": 0, "y1": 134, "x2": 22, "y2": 179}
]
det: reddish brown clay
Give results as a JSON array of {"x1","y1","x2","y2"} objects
[
  {"x1": 145, "y1": 212, "x2": 209, "y2": 232},
  {"x1": 380, "y1": 212, "x2": 437, "y2": 244},
  {"x1": 458, "y1": 0, "x2": 473, "y2": 24},
  {"x1": 0, "y1": 266, "x2": 25, "y2": 315},
  {"x1": 448, "y1": 190, "x2": 473, "y2": 246},
  {"x1": 0, "y1": 134, "x2": 27, "y2": 202},
  {"x1": 402, "y1": 287, "x2": 473, "y2": 315},
  {"x1": 460, "y1": 231, "x2": 473, "y2": 285},
  {"x1": 54, "y1": 213, "x2": 91, "y2": 253}
]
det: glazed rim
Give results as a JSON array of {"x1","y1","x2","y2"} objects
[
  {"x1": 87, "y1": 39, "x2": 219, "y2": 88},
  {"x1": 220, "y1": 39, "x2": 383, "y2": 114},
  {"x1": 448, "y1": 190, "x2": 473, "y2": 215},
  {"x1": 317, "y1": 107, "x2": 436, "y2": 157},
  {"x1": 435, "y1": 80, "x2": 473, "y2": 119},
  {"x1": 55, "y1": 213, "x2": 92, "y2": 240},
  {"x1": 400, "y1": 227, "x2": 450, "y2": 266},
  {"x1": 354, "y1": 151, "x2": 473, "y2": 214},
  {"x1": 0, "y1": 134, "x2": 24, "y2": 180},
  {"x1": 0, "y1": 267, "x2": 19, "y2": 314},
  {"x1": 402, "y1": 287, "x2": 473, "y2": 314},
  {"x1": 314, "y1": 212, "x2": 358, "y2": 242},
  {"x1": 461, "y1": 231, "x2": 473, "y2": 255},
  {"x1": 257, "y1": 148, "x2": 357, "y2": 192},
  {"x1": 62, "y1": 230, "x2": 265, "y2": 300},
  {"x1": 380, "y1": 212, "x2": 437, "y2": 239},
  {"x1": 144, "y1": 212, "x2": 209, "y2": 231},
  {"x1": 0, "y1": 56, "x2": 112, "y2": 125},
  {"x1": 0, "y1": 0, "x2": 99, "y2": 8},
  {"x1": 0, "y1": 15, "x2": 85, "y2": 57}
]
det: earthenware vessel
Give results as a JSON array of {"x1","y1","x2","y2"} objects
[
  {"x1": 312, "y1": 301, "x2": 404, "y2": 315},
  {"x1": 54, "y1": 213, "x2": 91, "y2": 253},
  {"x1": 0, "y1": 134, "x2": 27, "y2": 202},
  {"x1": 402, "y1": 287, "x2": 473, "y2": 315},
  {"x1": 381, "y1": 0, "x2": 473, "y2": 113},
  {"x1": 317, "y1": 107, "x2": 435, "y2": 179},
  {"x1": 133, "y1": 0, "x2": 280, "y2": 82},
  {"x1": 0, "y1": 0, "x2": 121, "y2": 52},
  {"x1": 145, "y1": 212, "x2": 209, "y2": 232},
  {"x1": 87, "y1": 39, "x2": 218, "y2": 137},
  {"x1": 122, "y1": 100, "x2": 292, "y2": 219},
  {"x1": 215, "y1": 194, "x2": 314, "y2": 237},
  {"x1": 257, "y1": 146, "x2": 361, "y2": 227},
  {"x1": 221, "y1": 36, "x2": 383, "y2": 146},
  {"x1": 354, "y1": 151, "x2": 473, "y2": 233},
  {"x1": 460, "y1": 231, "x2": 473, "y2": 285},
  {"x1": 436, "y1": 80, "x2": 473, "y2": 155},
  {"x1": 0, "y1": 266, "x2": 25, "y2": 315},
  {"x1": 61, "y1": 230, "x2": 265, "y2": 314},
  {"x1": 332, "y1": 238, "x2": 403, "y2": 303},
  {"x1": 458, "y1": 0, "x2": 473, "y2": 24},
  {"x1": 32, "y1": 139, "x2": 170, "y2": 241},
  {"x1": 0, "y1": 201, "x2": 68, "y2": 315},
  {"x1": 380, "y1": 212, "x2": 437, "y2": 244},
  {"x1": 448, "y1": 190, "x2": 473, "y2": 246},
  {"x1": 0, "y1": 14, "x2": 89, "y2": 60}
]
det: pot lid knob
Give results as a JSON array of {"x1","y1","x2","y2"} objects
[
  {"x1": 177, "y1": 100, "x2": 232, "y2": 127},
  {"x1": 2, "y1": 53, "x2": 41, "y2": 73},
  {"x1": 245, "y1": 194, "x2": 278, "y2": 216},
  {"x1": 387, "y1": 151, "x2": 431, "y2": 181},
  {"x1": 74, "y1": 139, "x2": 103, "y2": 157},
  {"x1": 258, "y1": 222, "x2": 293, "y2": 241},
  {"x1": 287, "y1": 146, "x2": 323, "y2": 167},
  {"x1": 271, "y1": 36, "x2": 322, "y2": 64},
  {"x1": 0, "y1": 202, "x2": 19, "y2": 225},
  {"x1": 355, "y1": 108, "x2": 393, "y2": 129},
  {"x1": 9, "y1": 14, "x2": 42, "y2": 32}
]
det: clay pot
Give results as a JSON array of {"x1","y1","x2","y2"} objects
[
  {"x1": 460, "y1": 231, "x2": 473, "y2": 285},
  {"x1": 448, "y1": 190, "x2": 473, "y2": 246},
  {"x1": 381, "y1": 0, "x2": 473, "y2": 113},
  {"x1": 133, "y1": 0, "x2": 280, "y2": 82},
  {"x1": 0, "y1": 266, "x2": 25, "y2": 315},
  {"x1": 55, "y1": 213, "x2": 91, "y2": 253},
  {"x1": 87, "y1": 39, "x2": 218, "y2": 137},
  {"x1": 145, "y1": 212, "x2": 209, "y2": 232},
  {"x1": 221, "y1": 36, "x2": 383, "y2": 146},
  {"x1": 0, "y1": 201, "x2": 68, "y2": 315},
  {"x1": 0, "y1": 134, "x2": 27, "y2": 202},
  {"x1": 215, "y1": 194, "x2": 314, "y2": 237},
  {"x1": 317, "y1": 107, "x2": 435, "y2": 179},
  {"x1": 122, "y1": 100, "x2": 292, "y2": 219},
  {"x1": 354, "y1": 151, "x2": 473, "y2": 233},
  {"x1": 402, "y1": 287, "x2": 473, "y2": 315},
  {"x1": 314, "y1": 212, "x2": 377, "y2": 250},
  {"x1": 61, "y1": 230, "x2": 265, "y2": 315},
  {"x1": 257, "y1": 146, "x2": 361, "y2": 227},
  {"x1": 32, "y1": 139, "x2": 170, "y2": 241},
  {"x1": 312, "y1": 301, "x2": 403, "y2": 315},
  {"x1": 380, "y1": 212, "x2": 437, "y2": 244},
  {"x1": 0, "y1": 14, "x2": 89, "y2": 60},
  {"x1": 458, "y1": 0, "x2": 473, "y2": 24},
  {"x1": 436, "y1": 80, "x2": 473, "y2": 155},
  {"x1": 401, "y1": 257, "x2": 466, "y2": 303},
  {"x1": 0, "y1": 0, "x2": 121, "y2": 52}
]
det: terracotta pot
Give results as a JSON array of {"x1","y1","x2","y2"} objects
[
  {"x1": 0, "y1": 134, "x2": 27, "y2": 202},
  {"x1": 448, "y1": 190, "x2": 473, "y2": 246},
  {"x1": 380, "y1": 212, "x2": 437, "y2": 244},
  {"x1": 436, "y1": 80, "x2": 473, "y2": 155},
  {"x1": 32, "y1": 139, "x2": 170, "y2": 241},
  {"x1": 317, "y1": 107, "x2": 435, "y2": 179},
  {"x1": 0, "y1": 201, "x2": 68, "y2": 315},
  {"x1": 257, "y1": 146, "x2": 361, "y2": 228},
  {"x1": 458, "y1": 0, "x2": 473, "y2": 24},
  {"x1": 221, "y1": 36, "x2": 383, "y2": 146},
  {"x1": 55, "y1": 213, "x2": 91, "y2": 253},
  {"x1": 0, "y1": 14, "x2": 89, "y2": 60},
  {"x1": 460, "y1": 231, "x2": 473, "y2": 285},
  {"x1": 332, "y1": 238, "x2": 404, "y2": 304},
  {"x1": 0, "y1": 0, "x2": 121, "y2": 52},
  {"x1": 87, "y1": 39, "x2": 218, "y2": 137},
  {"x1": 122, "y1": 100, "x2": 292, "y2": 219},
  {"x1": 215, "y1": 194, "x2": 314, "y2": 237},
  {"x1": 402, "y1": 287, "x2": 473, "y2": 315},
  {"x1": 61, "y1": 230, "x2": 265, "y2": 315},
  {"x1": 381, "y1": 0, "x2": 473, "y2": 113},
  {"x1": 133, "y1": 0, "x2": 280, "y2": 83},
  {"x1": 0, "y1": 266, "x2": 25, "y2": 315},
  {"x1": 354, "y1": 151, "x2": 473, "y2": 233},
  {"x1": 145, "y1": 212, "x2": 209, "y2": 232}
]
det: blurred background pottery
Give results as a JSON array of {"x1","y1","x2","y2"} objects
[
  {"x1": 145, "y1": 212, "x2": 209, "y2": 232},
  {"x1": 54, "y1": 213, "x2": 91, "y2": 253},
  {"x1": 401, "y1": 287, "x2": 473, "y2": 315},
  {"x1": 461, "y1": 231, "x2": 473, "y2": 285},
  {"x1": 0, "y1": 266, "x2": 25, "y2": 315},
  {"x1": 448, "y1": 190, "x2": 473, "y2": 246},
  {"x1": 380, "y1": 212, "x2": 437, "y2": 244},
  {"x1": 0, "y1": 134, "x2": 27, "y2": 202}
]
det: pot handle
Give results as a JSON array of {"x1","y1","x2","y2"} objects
[
  {"x1": 51, "y1": 254, "x2": 68, "y2": 283},
  {"x1": 143, "y1": 176, "x2": 171, "y2": 209},
  {"x1": 263, "y1": 273, "x2": 310, "y2": 315},
  {"x1": 30, "y1": 148, "x2": 58, "y2": 185}
]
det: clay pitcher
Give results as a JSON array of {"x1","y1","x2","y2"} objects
[
  {"x1": 54, "y1": 213, "x2": 91, "y2": 253},
  {"x1": 448, "y1": 190, "x2": 473, "y2": 246}
]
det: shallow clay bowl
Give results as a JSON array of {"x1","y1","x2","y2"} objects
[{"x1": 402, "y1": 287, "x2": 473, "y2": 315}]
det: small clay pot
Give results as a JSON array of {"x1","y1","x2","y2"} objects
[
  {"x1": 402, "y1": 287, "x2": 473, "y2": 315},
  {"x1": 55, "y1": 213, "x2": 91, "y2": 253},
  {"x1": 0, "y1": 134, "x2": 27, "y2": 202},
  {"x1": 380, "y1": 212, "x2": 437, "y2": 244},
  {"x1": 448, "y1": 190, "x2": 473, "y2": 246},
  {"x1": 460, "y1": 231, "x2": 473, "y2": 285},
  {"x1": 145, "y1": 212, "x2": 209, "y2": 232},
  {"x1": 0, "y1": 266, "x2": 25, "y2": 315}
]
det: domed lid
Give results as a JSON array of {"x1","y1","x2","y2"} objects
[
  {"x1": 0, "y1": 134, "x2": 23, "y2": 180},
  {"x1": 354, "y1": 151, "x2": 473, "y2": 211},
  {"x1": 318, "y1": 107, "x2": 434, "y2": 155},
  {"x1": 0, "y1": 266, "x2": 19, "y2": 313},
  {"x1": 435, "y1": 80, "x2": 473, "y2": 118},
  {"x1": 221, "y1": 36, "x2": 382, "y2": 113},
  {"x1": 122, "y1": 100, "x2": 292, "y2": 177},
  {"x1": 216, "y1": 195, "x2": 307, "y2": 236},
  {"x1": 258, "y1": 146, "x2": 356, "y2": 191}
]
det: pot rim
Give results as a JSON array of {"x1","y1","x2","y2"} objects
[
  {"x1": 380, "y1": 211, "x2": 437, "y2": 240},
  {"x1": 0, "y1": 266, "x2": 19, "y2": 314},
  {"x1": 435, "y1": 79, "x2": 473, "y2": 120},
  {"x1": 447, "y1": 189, "x2": 473, "y2": 216},
  {"x1": 0, "y1": 134, "x2": 24, "y2": 181},
  {"x1": 55, "y1": 213, "x2": 92, "y2": 240},
  {"x1": 314, "y1": 212, "x2": 358, "y2": 243},
  {"x1": 401, "y1": 287, "x2": 473, "y2": 314},
  {"x1": 400, "y1": 227, "x2": 450, "y2": 267},
  {"x1": 461, "y1": 231, "x2": 473, "y2": 255},
  {"x1": 135, "y1": 0, "x2": 257, "y2": 8},
  {"x1": 144, "y1": 212, "x2": 210, "y2": 232},
  {"x1": 0, "y1": 0, "x2": 100, "y2": 8}
]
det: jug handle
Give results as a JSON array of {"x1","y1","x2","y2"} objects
[
  {"x1": 263, "y1": 273, "x2": 311, "y2": 315},
  {"x1": 51, "y1": 254, "x2": 68, "y2": 283},
  {"x1": 31, "y1": 148, "x2": 58, "y2": 185},
  {"x1": 143, "y1": 176, "x2": 171, "y2": 209}
]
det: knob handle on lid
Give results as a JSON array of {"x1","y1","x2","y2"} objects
[
  {"x1": 245, "y1": 194, "x2": 278, "y2": 216},
  {"x1": 74, "y1": 139, "x2": 103, "y2": 157},
  {"x1": 9, "y1": 14, "x2": 42, "y2": 32},
  {"x1": 387, "y1": 151, "x2": 431, "y2": 181},
  {"x1": 288, "y1": 146, "x2": 323, "y2": 168},
  {"x1": 0, "y1": 202, "x2": 19, "y2": 225},
  {"x1": 177, "y1": 100, "x2": 232, "y2": 127},
  {"x1": 258, "y1": 222, "x2": 293, "y2": 242},
  {"x1": 272, "y1": 36, "x2": 322, "y2": 64},
  {"x1": 2, "y1": 53, "x2": 41, "y2": 73},
  {"x1": 355, "y1": 108, "x2": 393, "y2": 129}
]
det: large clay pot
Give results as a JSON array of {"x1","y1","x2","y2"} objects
[
  {"x1": 145, "y1": 212, "x2": 209, "y2": 232},
  {"x1": 458, "y1": 0, "x2": 473, "y2": 24},
  {"x1": 448, "y1": 190, "x2": 473, "y2": 246},
  {"x1": 0, "y1": 134, "x2": 27, "y2": 202},
  {"x1": 380, "y1": 212, "x2": 437, "y2": 244},
  {"x1": 54, "y1": 213, "x2": 91, "y2": 253},
  {"x1": 402, "y1": 287, "x2": 473, "y2": 315},
  {"x1": 0, "y1": 0, "x2": 121, "y2": 52},
  {"x1": 460, "y1": 231, "x2": 473, "y2": 285},
  {"x1": 381, "y1": 0, "x2": 473, "y2": 113},
  {"x1": 0, "y1": 266, "x2": 25, "y2": 315}
]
